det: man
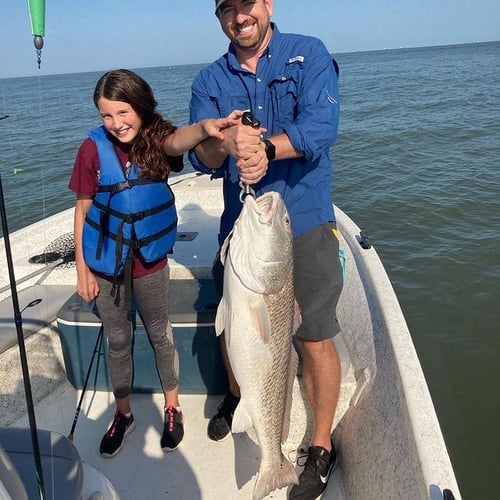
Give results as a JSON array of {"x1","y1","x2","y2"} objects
[{"x1": 188, "y1": 1, "x2": 343, "y2": 498}]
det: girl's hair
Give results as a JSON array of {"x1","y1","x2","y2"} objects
[{"x1": 93, "y1": 69, "x2": 180, "y2": 180}]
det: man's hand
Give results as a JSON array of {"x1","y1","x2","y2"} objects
[
  {"x1": 237, "y1": 141, "x2": 269, "y2": 184},
  {"x1": 223, "y1": 120, "x2": 266, "y2": 161},
  {"x1": 192, "y1": 110, "x2": 265, "y2": 170}
]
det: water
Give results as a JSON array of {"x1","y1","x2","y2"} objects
[{"x1": 1, "y1": 41, "x2": 499, "y2": 499}]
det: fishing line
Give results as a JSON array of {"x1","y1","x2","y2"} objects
[{"x1": 35, "y1": 72, "x2": 49, "y2": 248}]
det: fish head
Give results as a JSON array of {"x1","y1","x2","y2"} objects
[{"x1": 227, "y1": 191, "x2": 293, "y2": 294}]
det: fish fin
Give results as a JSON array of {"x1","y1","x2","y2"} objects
[
  {"x1": 281, "y1": 346, "x2": 299, "y2": 443},
  {"x1": 231, "y1": 399, "x2": 253, "y2": 434},
  {"x1": 249, "y1": 297, "x2": 272, "y2": 344},
  {"x1": 219, "y1": 231, "x2": 233, "y2": 265},
  {"x1": 293, "y1": 299, "x2": 302, "y2": 334},
  {"x1": 215, "y1": 297, "x2": 227, "y2": 336},
  {"x1": 253, "y1": 454, "x2": 298, "y2": 500}
]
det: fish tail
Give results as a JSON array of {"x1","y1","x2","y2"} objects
[{"x1": 252, "y1": 454, "x2": 298, "y2": 500}]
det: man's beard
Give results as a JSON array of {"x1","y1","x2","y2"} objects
[{"x1": 231, "y1": 23, "x2": 270, "y2": 53}]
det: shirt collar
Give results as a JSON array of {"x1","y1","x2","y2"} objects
[{"x1": 266, "y1": 22, "x2": 280, "y2": 56}]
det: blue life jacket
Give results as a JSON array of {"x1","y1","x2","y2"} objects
[{"x1": 82, "y1": 126, "x2": 177, "y2": 284}]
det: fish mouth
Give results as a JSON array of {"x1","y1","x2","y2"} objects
[
  {"x1": 243, "y1": 193, "x2": 291, "y2": 266},
  {"x1": 245, "y1": 192, "x2": 277, "y2": 224}
]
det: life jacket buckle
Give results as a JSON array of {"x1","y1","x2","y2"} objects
[{"x1": 113, "y1": 180, "x2": 131, "y2": 193}]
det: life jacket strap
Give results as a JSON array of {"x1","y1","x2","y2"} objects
[
  {"x1": 110, "y1": 249, "x2": 133, "y2": 314},
  {"x1": 123, "y1": 251, "x2": 133, "y2": 315},
  {"x1": 83, "y1": 217, "x2": 177, "y2": 253},
  {"x1": 92, "y1": 198, "x2": 175, "y2": 224},
  {"x1": 95, "y1": 211, "x2": 109, "y2": 260},
  {"x1": 97, "y1": 177, "x2": 158, "y2": 194},
  {"x1": 132, "y1": 220, "x2": 177, "y2": 250}
]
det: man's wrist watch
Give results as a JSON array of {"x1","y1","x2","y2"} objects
[{"x1": 263, "y1": 139, "x2": 276, "y2": 162}]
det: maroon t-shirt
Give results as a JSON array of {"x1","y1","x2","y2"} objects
[{"x1": 69, "y1": 138, "x2": 168, "y2": 278}]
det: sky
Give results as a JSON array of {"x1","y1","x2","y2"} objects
[{"x1": 1, "y1": 0, "x2": 499, "y2": 78}]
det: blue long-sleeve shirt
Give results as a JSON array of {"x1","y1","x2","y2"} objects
[{"x1": 189, "y1": 24, "x2": 340, "y2": 245}]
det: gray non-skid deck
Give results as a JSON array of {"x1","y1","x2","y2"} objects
[{"x1": 12, "y1": 365, "x2": 353, "y2": 499}]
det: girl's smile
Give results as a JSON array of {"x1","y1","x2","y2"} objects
[{"x1": 97, "y1": 97, "x2": 142, "y2": 144}]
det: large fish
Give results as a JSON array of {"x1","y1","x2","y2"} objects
[{"x1": 215, "y1": 191, "x2": 299, "y2": 500}]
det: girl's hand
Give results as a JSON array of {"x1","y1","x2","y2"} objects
[
  {"x1": 76, "y1": 266, "x2": 100, "y2": 302},
  {"x1": 202, "y1": 110, "x2": 251, "y2": 140},
  {"x1": 224, "y1": 109, "x2": 244, "y2": 124}
]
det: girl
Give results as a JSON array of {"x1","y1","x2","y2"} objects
[{"x1": 69, "y1": 68, "x2": 239, "y2": 457}]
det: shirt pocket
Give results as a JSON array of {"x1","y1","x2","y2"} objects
[
  {"x1": 269, "y1": 68, "x2": 300, "y2": 127},
  {"x1": 215, "y1": 92, "x2": 250, "y2": 117}
]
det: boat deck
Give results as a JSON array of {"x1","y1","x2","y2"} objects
[
  {"x1": 12, "y1": 374, "x2": 349, "y2": 499},
  {"x1": 1, "y1": 171, "x2": 462, "y2": 499}
]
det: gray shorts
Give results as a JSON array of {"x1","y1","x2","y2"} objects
[{"x1": 293, "y1": 222, "x2": 343, "y2": 341}]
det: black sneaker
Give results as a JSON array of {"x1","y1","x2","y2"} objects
[
  {"x1": 289, "y1": 442, "x2": 337, "y2": 499},
  {"x1": 207, "y1": 392, "x2": 240, "y2": 441},
  {"x1": 99, "y1": 411, "x2": 136, "y2": 458},
  {"x1": 161, "y1": 406, "x2": 184, "y2": 451}
]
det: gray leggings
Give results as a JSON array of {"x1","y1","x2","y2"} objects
[{"x1": 96, "y1": 266, "x2": 179, "y2": 399}]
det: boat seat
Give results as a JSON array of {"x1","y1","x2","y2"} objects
[
  {"x1": 0, "y1": 443, "x2": 27, "y2": 500},
  {"x1": 0, "y1": 427, "x2": 83, "y2": 500},
  {"x1": 0, "y1": 285, "x2": 74, "y2": 354}
]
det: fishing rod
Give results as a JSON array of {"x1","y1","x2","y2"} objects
[
  {"x1": 0, "y1": 2, "x2": 48, "y2": 497},
  {"x1": 0, "y1": 170, "x2": 47, "y2": 499},
  {"x1": 68, "y1": 323, "x2": 104, "y2": 442}
]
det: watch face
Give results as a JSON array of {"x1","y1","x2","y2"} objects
[{"x1": 265, "y1": 139, "x2": 276, "y2": 161}]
